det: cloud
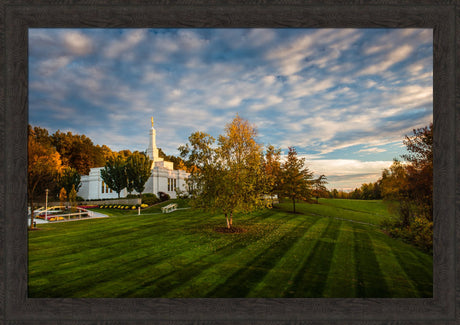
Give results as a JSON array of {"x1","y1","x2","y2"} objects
[
  {"x1": 305, "y1": 159, "x2": 393, "y2": 190},
  {"x1": 358, "y1": 44, "x2": 414, "y2": 76},
  {"x1": 104, "y1": 29, "x2": 147, "y2": 59},
  {"x1": 357, "y1": 148, "x2": 387, "y2": 154},
  {"x1": 62, "y1": 31, "x2": 93, "y2": 55}
]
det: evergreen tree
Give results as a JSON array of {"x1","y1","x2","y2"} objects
[{"x1": 280, "y1": 147, "x2": 313, "y2": 213}]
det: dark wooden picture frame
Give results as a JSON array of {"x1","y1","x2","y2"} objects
[{"x1": 1, "y1": 1, "x2": 457, "y2": 324}]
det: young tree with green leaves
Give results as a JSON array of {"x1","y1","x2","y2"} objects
[
  {"x1": 263, "y1": 144, "x2": 282, "y2": 205},
  {"x1": 100, "y1": 155, "x2": 127, "y2": 198},
  {"x1": 312, "y1": 174, "x2": 328, "y2": 203},
  {"x1": 126, "y1": 151, "x2": 152, "y2": 199},
  {"x1": 280, "y1": 147, "x2": 314, "y2": 213},
  {"x1": 179, "y1": 131, "x2": 219, "y2": 212},
  {"x1": 58, "y1": 166, "x2": 81, "y2": 196}
]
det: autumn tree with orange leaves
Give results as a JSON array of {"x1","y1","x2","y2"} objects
[{"x1": 28, "y1": 126, "x2": 63, "y2": 229}]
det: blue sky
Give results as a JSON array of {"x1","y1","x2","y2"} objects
[{"x1": 29, "y1": 28, "x2": 432, "y2": 190}]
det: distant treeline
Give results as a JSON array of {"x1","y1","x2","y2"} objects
[{"x1": 328, "y1": 182, "x2": 382, "y2": 200}]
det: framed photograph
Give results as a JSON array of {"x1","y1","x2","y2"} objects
[{"x1": 2, "y1": 1, "x2": 457, "y2": 324}]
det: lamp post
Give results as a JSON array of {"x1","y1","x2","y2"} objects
[{"x1": 45, "y1": 189, "x2": 49, "y2": 221}]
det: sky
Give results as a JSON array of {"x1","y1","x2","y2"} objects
[{"x1": 29, "y1": 28, "x2": 433, "y2": 191}]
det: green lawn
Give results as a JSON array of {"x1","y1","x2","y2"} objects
[{"x1": 28, "y1": 199, "x2": 432, "y2": 298}]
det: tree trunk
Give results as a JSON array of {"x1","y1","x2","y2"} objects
[
  {"x1": 226, "y1": 213, "x2": 230, "y2": 229},
  {"x1": 229, "y1": 212, "x2": 233, "y2": 227},
  {"x1": 292, "y1": 198, "x2": 296, "y2": 213},
  {"x1": 29, "y1": 199, "x2": 35, "y2": 229}
]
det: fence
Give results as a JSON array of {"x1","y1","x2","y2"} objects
[{"x1": 40, "y1": 198, "x2": 141, "y2": 207}]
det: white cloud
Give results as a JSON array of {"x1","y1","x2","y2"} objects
[
  {"x1": 358, "y1": 44, "x2": 414, "y2": 76},
  {"x1": 104, "y1": 29, "x2": 147, "y2": 58},
  {"x1": 357, "y1": 147, "x2": 387, "y2": 154},
  {"x1": 305, "y1": 158, "x2": 393, "y2": 190},
  {"x1": 62, "y1": 31, "x2": 93, "y2": 55},
  {"x1": 37, "y1": 56, "x2": 72, "y2": 76},
  {"x1": 390, "y1": 85, "x2": 432, "y2": 107}
]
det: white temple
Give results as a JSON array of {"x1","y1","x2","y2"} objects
[{"x1": 78, "y1": 117, "x2": 189, "y2": 200}]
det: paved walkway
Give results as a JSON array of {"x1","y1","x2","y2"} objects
[{"x1": 28, "y1": 211, "x2": 109, "y2": 226}]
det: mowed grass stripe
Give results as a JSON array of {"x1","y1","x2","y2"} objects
[
  {"x1": 74, "y1": 214, "x2": 286, "y2": 298},
  {"x1": 319, "y1": 199, "x2": 394, "y2": 217},
  {"x1": 29, "y1": 212, "x2": 215, "y2": 277},
  {"x1": 126, "y1": 211, "x2": 305, "y2": 297},
  {"x1": 369, "y1": 235, "x2": 419, "y2": 297},
  {"x1": 383, "y1": 236, "x2": 433, "y2": 297},
  {"x1": 247, "y1": 216, "x2": 329, "y2": 297},
  {"x1": 321, "y1": 221, "x2": 356, "y2": 298},
  {"x1": 202, "y1": 216, "x2": 318, "y2": 298},
  {"x1": 29, "y1": 211, "x2": 280, "y2": 297},
  {"x1": 352, "y1": 224, "x2": 390, "y2": 297},
  {"x1": 278, "y1": 202, "x2": 384, "y2": 225},
  {"x1": 30, "y1": 210, "x2": 212, "y2": 249},
  {"x1": 43, "y1": 211, "x2": 298, "y2": 297},
  {"x1": 284, "y1": 218, "x2": 342, "y2": 297}
]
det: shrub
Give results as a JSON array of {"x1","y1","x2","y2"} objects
[
  {"x1": 142, "y1": 193, "x2": 159, "y2": 206},
  {"x1": 380, "y1": 215, "x2": 432, "y2": 253},
  {"x1": 126, "y1": 194, "x2": 139, "y2": 199},
  {"x1": 412, "y1": 217, "x2": 433, "y2": 251},
  {"x1": 158, "y1": 192, "x2": 170, "y2": 202}
]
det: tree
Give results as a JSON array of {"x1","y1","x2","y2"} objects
[
  {"x1": 216, "y1": 115, "x2": 266, "y2": 228},
  {"x1": 331, "y1": 189, "x2": 339, "y2": 198},
  {"x1": 280, "y1": 147, "x2": 313, "y2": 213},
  {"x1": 179, "y1": 131, "x2": 219, "y2": 211},
  {"x1": 28, "y1": 127, "x2": 63, "y2": 229},
  {"x1": 379, "y1": 123, "x2": 433, "y2": 251},
  {"x1": 179, "y1": 115, "x2": 266, "y2": 229},
  {"x1": 51, "y1": 129, "x2": 109, "y2": 174},
  {"x1": 59, "y1": 187, "x2": 67, "y2": 207},
  {"x1": 312, "y1": 175, "x2": 328, "y2": 203},
  {"x1": 69, "y1": 184, "x2": 77, "y2": 212},
  {"x1": 59, "y1": 166, "x2": 81, "y2": 196},
  {"x1": 100, "y1": 155, "x2": 127, "y2": 198},
  {"x1": 401, "y1": 123, "x2": 433, "y2": 221},
  {"x1": 126, "y1": 152, "x2": 152, "y2": 198},
  {"x1": 263, "y1": 145, "x2": 282, "y2": 205}
]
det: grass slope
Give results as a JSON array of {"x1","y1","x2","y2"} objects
[{"x1": 28, "y1": 199, "x2": 432, "y2": 298}]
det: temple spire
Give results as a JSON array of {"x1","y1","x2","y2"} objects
[{"x1": 147, "y1": 116, "x2": 163, "y2": 165}]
